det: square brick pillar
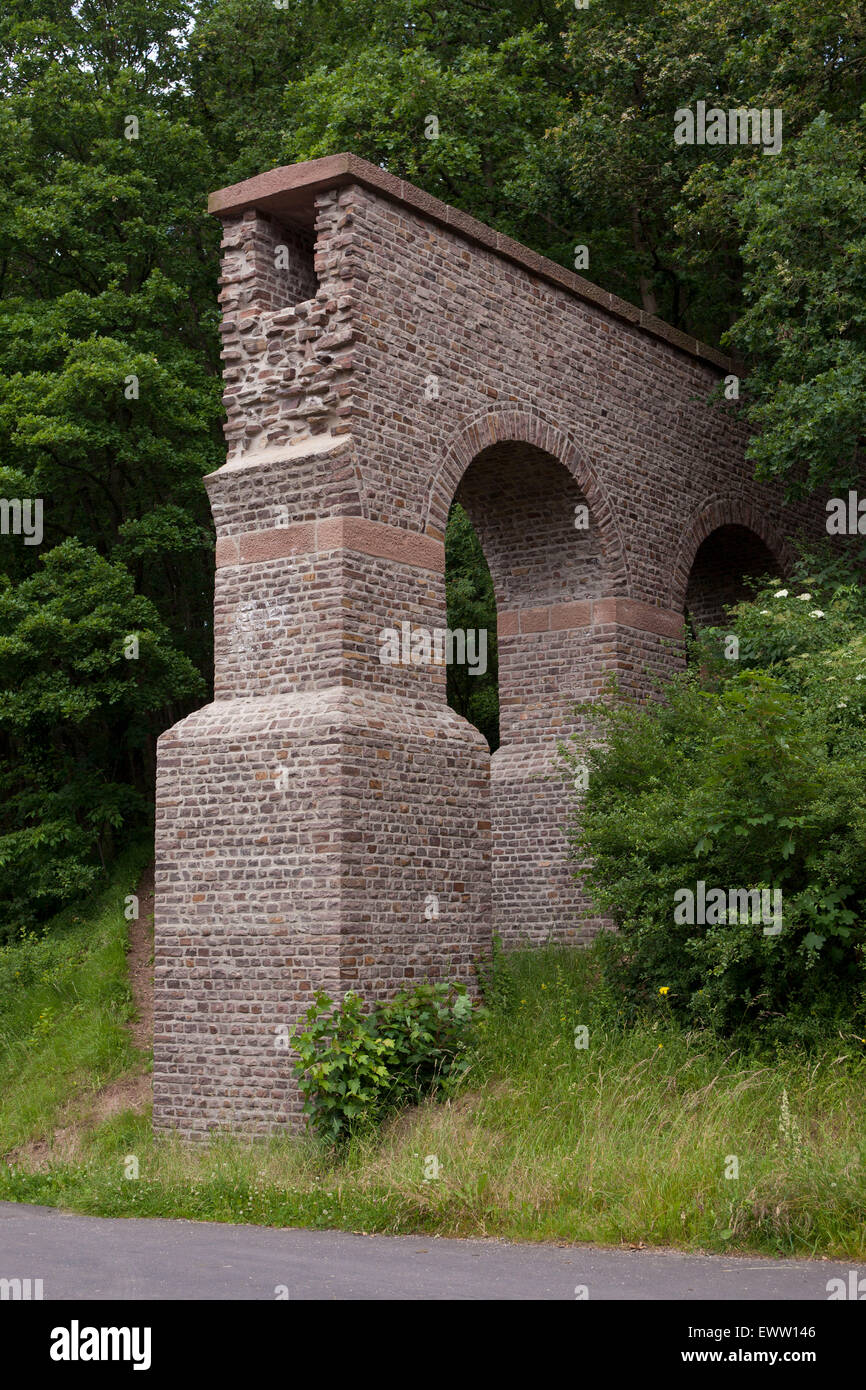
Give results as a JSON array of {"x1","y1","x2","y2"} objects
[
  {"x1": 153, "y1": 191, "x2": 491, "y2": 1138},
  {"x1": 491, "y1": 599, "x2": 684, "y2": 947}
]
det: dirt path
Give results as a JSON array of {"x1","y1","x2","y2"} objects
[{"x1": 127, "y1": 861, "x2": 154, "y2": 1054}]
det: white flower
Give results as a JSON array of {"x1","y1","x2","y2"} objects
[
  {"x1": 774, "y1": 589, "x2": 789, "y2": 598},
  {"x1": 797, "y1": 593, "x2": 811, "y2": 601},
  {"x1": 810, "y1": 609, "x2": 825, "y2": 618},
  {"x1": 760, "y1": 610, "x2": 771, "y2": 616},
  {"x1": 838, "y1": 701, "x2": 848, "y2": 708}
]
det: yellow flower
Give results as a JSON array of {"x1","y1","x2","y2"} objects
[
  {"x1": 659, "y1": 986, "x2": 670, "y2": 995},
  {"x1": 657, "y1": 1043, "x2": 663, "y2": 1049}
]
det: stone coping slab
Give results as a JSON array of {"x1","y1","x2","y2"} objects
[{"x1": 209, "y1": 153, "x2": 736, "y2": 374}]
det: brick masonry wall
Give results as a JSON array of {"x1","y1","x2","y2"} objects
[
  {"x1": 154, "y1": 157, "x2": 831, "y2": 1136},
  {"x1": 331, "y1": 182, "x2": 825, "y2": 945},
  {"x1": 155, "y1": 689, "x2": 489, "y2": 1137}
]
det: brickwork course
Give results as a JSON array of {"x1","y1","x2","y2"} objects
[{"x1": 154, "y1": 154, "x2": 828, "y2": 1138}]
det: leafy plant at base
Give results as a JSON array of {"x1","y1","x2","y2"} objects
[
  {"x1": 288, "y1": 990, "x2": 396, "y2": 1145},
  {"x1": 289, "y1": 981, "x2": 483, "y2": 1144}
]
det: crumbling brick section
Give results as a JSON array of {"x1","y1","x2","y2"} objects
[
  {"x1": 217, "y1": 195, "x2": 353, "y2": 457},
  {"x1": 154, "y1": 154, "x2": 830, "y2": 1138}
]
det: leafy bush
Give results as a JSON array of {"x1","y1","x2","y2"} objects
[
  {"x1": 289, "y1": 981, "x2": 483, "y2": 1143},
  {"x1": 0, "y1": 539, "x2": 205, "y2": 937},
  {"x1": 695, "y1": 558, "x2": 866, "y2": 685},
  {"x1": 445, "y1": 502, "x2": 499, "y2": 750},
  {"x1": 561, "y1": 559, "x2": 866, "y2": 1046}
]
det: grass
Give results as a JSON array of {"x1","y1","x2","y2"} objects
[
  {"x1": 1, "y1": 856, "x2": 864, "y2": 1259},
  {"x1": 0, "y1": 837, "x2": 152, "y2": 1154}
]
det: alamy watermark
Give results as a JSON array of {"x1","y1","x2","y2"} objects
[
  {"x1": 50, "y1": 1322, "x2": 151, "y2": 1370},
  {"x1": 674, "y1": 101, "x2": 782, "y2": 155},
  {"x1": 0, "y1": 1276, "x2": 43, "y2": 1300},
  {"x1": 0, "y1": 498, "x2": 43, "y2": 545},
  {"x1": 826, "y1": 491, "x2": 866, "y2": 535},
  {"x1": 378, "y1": 622, "x2": 487, "y2": 676},
  {"x1": 674, "y1": 881, "x2": 783, "y2": 936},
  {"x1": 826, "y1": 1270, "x2": 866, "y2": 1299}
]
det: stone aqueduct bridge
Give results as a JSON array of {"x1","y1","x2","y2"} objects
[{"x1": 154, "y1": 154, "x2": 825, "y2": 1137}]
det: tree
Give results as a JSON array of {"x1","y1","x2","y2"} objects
[
  {"x1": 445, "y1": 502, "x2": 499, "y2": 751},
  {"x1": 0, "y1": 540, "x2": 204, "y2": 934},
  {"x1": 0, "y1": 0, "x2": 220, "y2": 929},
  {"x1": 555, "y1": 0, "x2": 866, "y2": 489},
  {"x1": 682, "y1": 113, "x2": 866, "y2": 497}
]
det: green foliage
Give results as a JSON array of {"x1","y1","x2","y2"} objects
[
  {"x1": 289, "y1": 981, "x2": 483, "y2": 1143},
  {"x1": 444, "y1": 502, "x2": 498, "y2": 749},
  {"x1": 562, "y1": 559, "x2": 866, "y2": 1046},
  {"x1": 0, "y1": 835, "x2": 151, "y2": 1153},
  {"x1": 476, "y1": 932, "x2": 519, "y2": 1013},
  {"x1": 556, "y1": 0, "x2": 866, "y2": 489},
  {"x1": 0, "y1": 0, "x2": 862, "y2": 930},
  {"x1": 696, "y1": 561, "x2": 866, "y2": 684},
  {"x1": 276, "y1": 28, "x2": 570, "y2": 253},
  {"x1": 685, "y1": 113, "x2": 866, "y2": 496},
  {"x1": 0, "y1": 1, "x2": 221, "y2": 932},
  {"x1": 0, "y1": 57, "x2": 222, "y2": 651},
  {"x1": 0, "y1": 540, "x2": 204, "y2": 935},
  {"x1": 288, "y1": 990, "x2": 395, "y2": 1145},
  {"x1": 194, "y1": 0, "x2": 575, "y2": 262}
]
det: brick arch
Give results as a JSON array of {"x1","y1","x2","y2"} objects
[
  {"x1": 423, "y1": 406, "x2": 631, "y2": 595},
  {"x1": 156, "y1": 155, "x2": 842, "y2": 1141},
  {"x1": 668, "y1": 496, "x2": 796, "y2": 613}
]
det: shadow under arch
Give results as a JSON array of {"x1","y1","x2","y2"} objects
[
  {"x1": 668, "y1": 496, "x2": 795, "y2": 618},
  {"x1": 435, "y1": 421, "x2": 619, "y2": 948},
  {"x1": 424, "y1": 406, "x2": 631, "y2": 598}
]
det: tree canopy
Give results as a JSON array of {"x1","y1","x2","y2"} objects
[{"x1": 0, "y1": 0, "x2": 862, "y2": 929}]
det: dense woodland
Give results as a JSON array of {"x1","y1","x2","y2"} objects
[{"x1": 0, "y1": 1, "x2": 864, "y2": 935}]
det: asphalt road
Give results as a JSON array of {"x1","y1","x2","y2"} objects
[{"x1": 0, "y1": 1202, "x2": 857, "y2": 1300}]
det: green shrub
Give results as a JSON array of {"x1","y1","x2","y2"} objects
[
  {"x1": 561, "y1": 559, "x2": 866, "y2": 1047},
  {"x1": 445, "y1": 501, "x2": 499, "y2": 751},
  {"x1": 0, "y1": 539, "x2": 204, "y2": 938},
  {"x1": 289, "y1": 981, "x2": 483, "y2": 1144}
]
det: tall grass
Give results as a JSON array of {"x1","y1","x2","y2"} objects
[
  {"x1": 2, "y1": 893, "x2": 863, "y2": 1258},
  {"x1": 0, "y1": 838, "x2": 152, "y2": 1153}
]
